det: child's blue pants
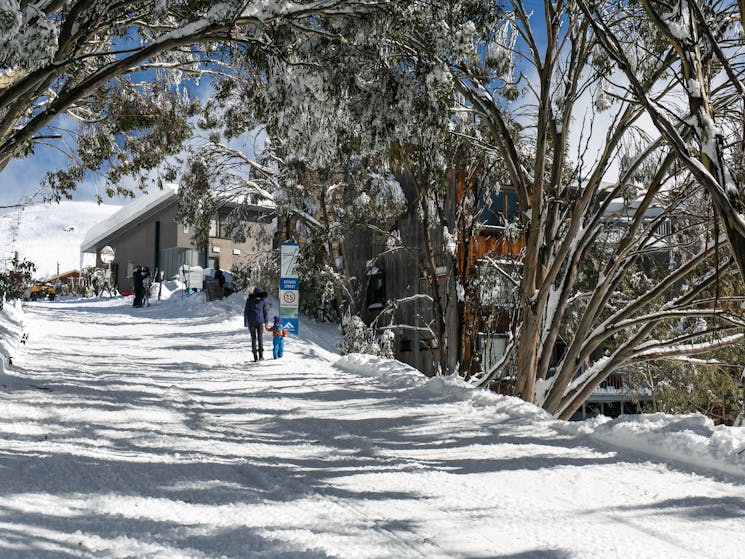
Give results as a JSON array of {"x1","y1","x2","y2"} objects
[{"x1": 273, "y1": 337, "x2": 285, "y2": 358}]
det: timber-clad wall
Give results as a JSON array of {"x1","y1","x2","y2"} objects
[
  {"x1": 348, "y1": 171, "x2": 449, "y2": 376},
  {"x1": 347, "y1": 167, "x2": 523, "y2": 378}
]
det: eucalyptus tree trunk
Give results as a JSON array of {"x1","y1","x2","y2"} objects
[
  {"x1": 578, "y1": 0, "x2": 745, "y2": 284},
  {"x1": 448, "y1": 0, "x2": 745, "y2": 415}
]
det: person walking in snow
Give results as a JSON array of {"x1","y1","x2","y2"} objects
[
  {"x1": 244, "y1": 287, "x2": 268, "y2": 361},
  {"x1": 266, "y1": 316, "x2": 288, "y2": 359},
  {"x1": 132, "y1": 266, "x2": 144, "y2": 307},
  {"x1": 214, "y1": 263, "x2": 226, "y2": 299},
  {"x1": 141, "y1": 266, "x2": 152, "y2": 306}
]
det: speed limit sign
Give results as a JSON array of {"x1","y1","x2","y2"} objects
[{"x1": 280, "y1": 289, "x2": 297, "y2": 306}]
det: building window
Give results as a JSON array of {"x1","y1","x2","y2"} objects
[
  {"x1": 475, "y1": 261, "x2": 520, "y2": 307},
  {"x1": 644, "y1": 217, "x2": 672, "y2": 238},
  {"x1": 479, "y1": 189, "x2": 519, "y2": 227},
  {"x1": 367, "y1": 269, "x2": 386, "y2": 310},
  {"x1": 477, "y1": 333, "x2": 509, "y2": 371},
  {"x1": 218, "y1": 218, "x2": 230, "y2": 239},
  {"x1": 207, "y1": 215, "x2": 234, "y2": 240}
]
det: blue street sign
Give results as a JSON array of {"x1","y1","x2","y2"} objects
[
  {"x1": 281, "y1": 318, "x2": 299, "y2": 334},
  {"x1": 280, "y1": 242, "x2": 300, "y2": 335},
  {"x1": 280, "y1": 277, "x2": 299, "y2": 290}
]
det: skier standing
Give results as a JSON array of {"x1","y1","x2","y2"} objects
[
  {"x1": 132, "y1": 266, "x2": 143, "y2": 307},
  {"x1": 214, "y1": 263, "x2": 226, "y2": 299}
]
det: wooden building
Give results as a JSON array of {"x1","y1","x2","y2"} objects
[
  {"x1": 346, "y1": 169, "x2": 652, "y2": 417},
  {"x1": 344, "y1": 168, "x2": 523, "y2": 376}
]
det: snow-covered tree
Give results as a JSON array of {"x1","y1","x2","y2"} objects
[
  {"x1": 170, "y1": 2, "x2": 486, "y2": 374},
  {"x1": 175, "y1": 124, "x2": 408, "y2": 318},
  {"x1": 0, "y1": 253, "x2": 35, "y2": 309},
  {"x1": 0, "y1": 0, "x2": 391, "y2": 203},
  {"x1": 444, "y1": 1, "x2": 745, "y2": 418},
  {"x1": 167, "y1": 1, "x2": 744, "y2": 418},
  {"x1": 578, "y1": 0, "x2": 745, "y2": 282}
]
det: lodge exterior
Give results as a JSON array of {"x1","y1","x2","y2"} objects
[
  {"x1": 80, "y1": 185, "x2": 274, "y2": 292},
  {"x1": 349, "y1": 169, "x2": 637, "y2": 419},
  {"x1": 345, "y1": 168, "x2": 523, "y2": 377}
]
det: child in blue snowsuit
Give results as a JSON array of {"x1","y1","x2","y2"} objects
[{"x1": 266, "y1": 316, "x2": 288, "y2": 359}]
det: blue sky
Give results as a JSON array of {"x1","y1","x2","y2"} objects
[{"x1": 1, "y1": 145, "x2": 113, "y2": 208}]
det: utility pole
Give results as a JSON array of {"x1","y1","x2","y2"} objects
[{"x1": 10, "y1": 207, "x2": 21, "y2": 246}]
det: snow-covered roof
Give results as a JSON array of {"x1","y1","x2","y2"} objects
[
  {"x1": 604, "y1": 196, "x2": 665, "y2": 218},
  {"x1": 80, "y1": 185, "x2": 179, "y2": 253}
]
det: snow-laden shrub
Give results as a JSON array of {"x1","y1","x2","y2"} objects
[
  {"x1": 0, "y1": 255, "x2": 35, "y2": 310},
  {"x1": 341, "y1": 315, "x2": 395, "y2": 359},
  {"x1": 233, "y1": 251, "x2": 277, "y2": 297},
  {"x1": 378, "y1": 328, "x2": 395, "y2": 359},
  {"x1": 296, "y1": 240, "x2": 341, "y2": 323},
  {"x1": 0, "y1": 298, "x2": 23, "y2": 372}
]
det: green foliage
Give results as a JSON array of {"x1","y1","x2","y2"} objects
[
  {"x1": 296, "y1": 239, "x2": 341, "y2": 323},
  {"x1": 627, "y1": 361, "x2": 743, "y2": 426},
  {"x1": 249, "y1": 250, "x2": 279, "y2": 299},
  {"x1": 1, "y1": 0, "x2": 239, "y2": 204},
  {"x1": 0, "y1": 255, "x2": 36, "y2": 309},
  {"x1": 229, "y1": 261, "x2": 252, "y2": 294},
  {"x1": 177, "y1": 156, "x2": 214, "y2": 251},
  {"x1": 619, "y1": 221, "x2": 745, "y2": 425},
  {"x1": 230, "y1": 250, "x2": 276, "y2": 296},
  {"x1": 42, "y1": 79, "x2": 198, "y2": 202}
]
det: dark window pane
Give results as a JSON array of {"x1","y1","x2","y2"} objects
[{"x1": 505, "y1": 192, "x2": 519, "y2": 220}]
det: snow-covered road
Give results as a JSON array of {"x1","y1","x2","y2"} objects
[{"x1": 2, "y1": 295, "x2": 745, "y2": 558}]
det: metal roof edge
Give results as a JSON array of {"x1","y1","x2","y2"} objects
[{"x1": 80, "y1": 185, "x2": 179, "y2": 253}]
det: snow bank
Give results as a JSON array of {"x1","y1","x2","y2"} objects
[
  {"x1": 566, "y1": 413, "x2": 745, "y2": 479},
  {"x1": 0, "y1": 300, "x2": 23, "y2": 374},
  {"x1": 335, "y1": 353, "x2": 432, "y2": 389},
  {"x1": 336, "y1": 354, "x2": 561, "y2": 423},
  {"x1": 336, "y1": 353, "x2": 745, "y2": 479}
]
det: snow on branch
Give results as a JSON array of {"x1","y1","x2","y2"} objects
[{"x1": 629, "y1": 332, "x2": 745, "y2": 361}]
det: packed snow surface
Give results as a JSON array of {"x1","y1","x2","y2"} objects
[{"x1": 1, "y1": 292, "x2": 745, "y2": 558}]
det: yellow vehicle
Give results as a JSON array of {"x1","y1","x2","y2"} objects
[{"x1": 27, "y1": 282, "x2": 56, "y2": 301}]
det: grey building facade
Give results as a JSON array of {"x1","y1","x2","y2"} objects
[{"x1": 80, "y1": 186, "x2": 274, "y2": 292}]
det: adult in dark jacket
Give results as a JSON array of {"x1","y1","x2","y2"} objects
[
  {"x1": 244, "y1": 286, "x2": 268, "y2": 361},
  {"x1": 132, "y1": 266, "x2": 143, "y2": 307},
  {"x1": 141, "y1": 266, "x2": 152, "y2": 306},
  {"x1": 214, "y1": 263, "x2": 226, "y2": 299}
]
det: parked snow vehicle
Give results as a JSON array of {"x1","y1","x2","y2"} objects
[{"x1": 27, "y1": 282, "x2": 56, "y2": 301}]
